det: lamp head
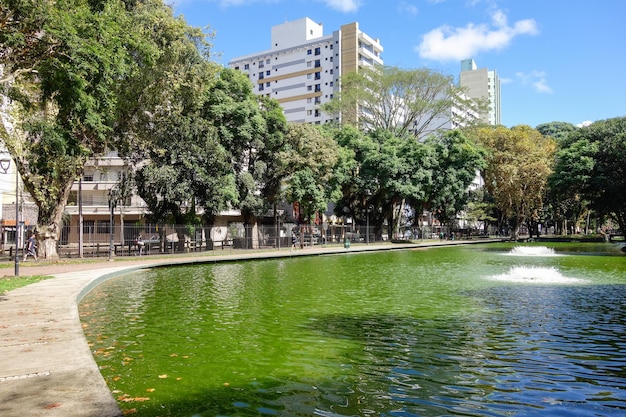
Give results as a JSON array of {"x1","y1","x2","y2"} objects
[{"x1": 0, "y1": 158, "x2": 11, "y2": 174}]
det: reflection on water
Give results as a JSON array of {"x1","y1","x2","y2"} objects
[{"x1": 80, "y1": 243, "x2": 626, "y2": 416}]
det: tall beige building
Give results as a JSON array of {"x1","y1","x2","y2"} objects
[
  {"x1": 459, "y1": 59, "x2": 501, "y2": 125},
  {"x1": 229, "y1": 17, "x2": 383, "y2": 125}
]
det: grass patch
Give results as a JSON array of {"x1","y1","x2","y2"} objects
[{"x1": 0, "y1": 275, "x2": 53, "y2": 294}]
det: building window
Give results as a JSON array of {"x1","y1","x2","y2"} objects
[
  {"x1": 307, "y1": 110, "x2": 312, "y2": 116},
  {"x1": 314, "y1": 72, "x2": 321, "y2": 80},
  {"x1": 307, "y1": 85, "x2": 312, "y2": 91},
  {"x1": 97, "y1": 220, "x2": 110, "y2": 234},
  {"x1": 314, "y1": 84, "x2": 321, "y2": 92},
  {"x1": 307, "y1": 49, "x2": 312, "y2": 55},
  {"x1": 83, "y1": 220, "x2": 95, "y2": 234},
  {"x1": 314, "y1": 47, "x2": 321, "y2": 55},
  {"x1": 259, "y1": 61, "x2": 264, "y2": 68},
  {"x1": 259, "y1": 84, "x2": 264, "y2": 91},
  {"x1": 266, "y1": 70, "x2": 270, "y2": 76},
  {"x1": 83, "y1": 174, "x2": 93, "y2": 182},
  {"x1": 266, "y1": 59, "x2": 270, "y2": 64},
  {"x1": 259, "y1": 73, "x2": 264, "y2": 80},
  {"x1": 307, "y1": 61, "x2": 312, "y2": 68},
  {"x1": 307, "y1": 73, "x2": 312, "y2": 79},
  {"x1": 314, "y1": 60, "x2": 321, "y2": 68},
  {"x1": 307, "y1": 98, "x2": 312, "y2": 103},
  {"x1": 244, "y1": 64, "x2": 249, "y2": 70},
  {"x1": 266, "y1": 82, "x2": 270, "y2": 87}
]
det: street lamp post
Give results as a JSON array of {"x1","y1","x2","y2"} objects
[
  {"x1": 366, "y1": 204, "x2": 374, "y2": 245},
  {"x1": 0, "y1": 158, "x2": 19, "y2": 276},
  {"x1": 108, "y1": 187, "x2": 118, "y2": 261}
]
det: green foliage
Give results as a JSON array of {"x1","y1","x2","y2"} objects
[
  {"x1": 426, "y1": 130, "x2": 486, "y2": 225},
  {"x1": 282, "y1": 123, "x2": 339, "y2": 223},
  {"x1": 471, "y1": 125, "x2": 556, "y2": 238},
  {"x1": 550, "y1": 117, "x2": 626, "y2": 232},
  {"x1": 203, "y1": 68, "x2": 288, "y2": 221},
  {"x1": 324, "y1": 65, "x2": 483, "y2": 137},
  {"x1": 1, "y1": 0, "x2": 143, "y2": 248},
  {"x1": 536, "y1": 121, "x2": 578, "y2": 143}
]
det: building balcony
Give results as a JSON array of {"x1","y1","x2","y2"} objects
[{"x1": 358, "y1": 47, "x2": 383, "y2": 66}]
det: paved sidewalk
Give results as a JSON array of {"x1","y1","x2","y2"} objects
[{"x1": 0, "y1": 240, "x2": 493, "y2": 417}]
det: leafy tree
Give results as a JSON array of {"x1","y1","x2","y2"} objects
[
  {"x1": 111, "y1": 2, "x2": 236, "y2": 250},
  {"x1": 547, "y1": 138, "x2": 595, "y2": 234},
  {"x1": 324, "y1": 65, "x2": 484, "y2": 138},
  {"x1": 0, "y1": 0, "x2": 52, "y2": 85},
  {"x1": 202, "y1": 68, "x2": 289, "y2": 241},
  {"x1": 472, "y1": 125, "x2": 556, "y2": 240},
  {"x1": 1, "y1": 0, "x2": 141, "y2": 259},
  {"x1": 464, "y1": 188, "x2": 497, "y2": 235},
  {"x1": 281, "y1": 123, "x2": 339, "y2": 225},
  {"x1": 536, "y1": 121, "x2": 578, "y2": 143},
  {"x1": 550, "y1": 117, "x2": 626, "y2": 234},
  {"x1": 426, "y1": 130, "x2": 486, "y2": 227},
  {"x1": 135, "y1": 120, "x2": 236, "y2": 250},
  {"x1": 330, "y1": 128, "x2": 435, "y2": 239}
]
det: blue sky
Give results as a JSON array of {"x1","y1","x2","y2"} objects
[{"x1": 171, "y1": 0, "x2": 625, "y2": 128}]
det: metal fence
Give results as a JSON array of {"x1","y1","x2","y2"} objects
[
  {"x1": 0, "y1": 221, "x2": 463, "y2": 261},
  {"x1": 1, "y1": 222, "x2": 402, "y2": 261}
]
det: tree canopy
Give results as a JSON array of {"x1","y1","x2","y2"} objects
[
  {"x1": 426, "y1": 130, "x2": 486, "y2": 226},
  {"x1": 202, "y1": 68, "x2": 289, "y2": 224},
  {"x1": 1, "y1": 0, "x2": 144, "y2": 258},
  {"x1": 324, "y1": 66, "x2": 484, "y2": 138},
  {"x1": 550, "y1": 117, "x2": 626, "y2": 233},
  {"x1": 471, "y1": 125, "x2": 556, "y2": 239},
  {"x1": 536, "y1": 121, "x2": 579, "y2": 143}
]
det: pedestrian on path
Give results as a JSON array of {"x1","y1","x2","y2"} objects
[
  {"x1": 24, "y1": 233, "x2": 37, "y2": 261},
  {"x1": 135, "y1": 234, "x2": 145, "y2": 256}
]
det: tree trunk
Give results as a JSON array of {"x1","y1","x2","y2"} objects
[
  {"x1": 511, "y1": 215, "x2": 525, "y2": 241},
  {"x1": 175, "y1": 225, "x2": 187, "y2": 252},
  {"x1": 35, "y1": 223, "x2": 60, "y2": 261},
  {"x1": 243, "y1": 211, "x2": 258, "y2": 250}
]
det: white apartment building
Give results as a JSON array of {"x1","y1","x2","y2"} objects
[
  {"x1": 409, "y1": 90, "x2": 480, "y2": 139},
  {"x1": 229, "y1": 17, "x2": 383, "y2": 124},
  {"x1": 459, "y1": 59, "x2": 501, "y2": 125}
]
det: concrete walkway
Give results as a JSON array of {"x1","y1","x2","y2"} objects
[{"x1": 0, "y1": 240, "x2": 495, "y2": 417}]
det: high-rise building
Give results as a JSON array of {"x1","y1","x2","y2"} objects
[
  {"x1": 459, "y1": 59, "x2": 501, "y2": 125},
  {"x1": 229, "y1": 17, "x2": 383, "y2": 124}
]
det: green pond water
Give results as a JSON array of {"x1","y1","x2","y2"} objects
[{"x1": 79, "y1": 242, "x2": 626, "y2": 416}]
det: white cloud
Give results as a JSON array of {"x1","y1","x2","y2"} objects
[
  {"x1": 576, "y1": 121, "x2": 592, "y2": 128},
  {"x1": 320, "y1": 0, "x2": 362, "y2": 12},
  {"x1": 399, "y1": 1, "x2": 419, "y2": 15},
  {"x1": 416, "y1": 9, "x2": 538, "y2": 61},
  {"x1": 516, "y1": 70, "x2": 553, "y2": 94}
]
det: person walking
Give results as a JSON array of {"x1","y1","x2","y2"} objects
[
  {"x1": 24, "y1": 234, "x2": 37, "y2": 261},
  {"x1": 291, "y1": 232, "x2": 298, "y2": 251},
  {"x1": 135, "y1": 234, "x2": 145, "y2": 256}
]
